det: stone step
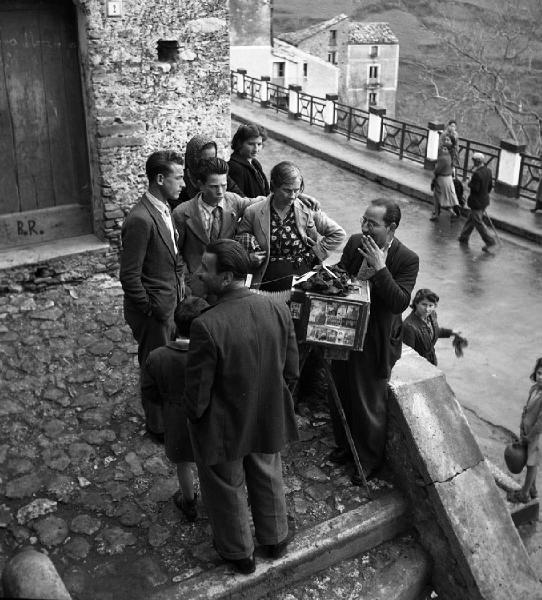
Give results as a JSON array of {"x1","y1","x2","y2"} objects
[{"x1": 150, "y1": 491, "x2": 410, "y2": 600}]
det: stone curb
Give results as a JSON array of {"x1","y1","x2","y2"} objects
[
  {"x1": 150, "y1": 491, "x2": 409, "y2": 600},
  {"x1": 231, "y1": 111, "x2": 542, "y2": 246}
]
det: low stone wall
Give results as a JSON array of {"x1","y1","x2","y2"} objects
[
  {"x1": 0, "y1": 248, "x2": 118, "y2": 294},
  {"x1": 386, "y1": 349, "x2": 542, "y2": 600}
]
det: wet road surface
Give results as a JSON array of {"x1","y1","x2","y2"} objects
[{"x1": 259, "y1": 135, "x2": 542, "y2": 433}]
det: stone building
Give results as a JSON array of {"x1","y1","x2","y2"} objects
[{"x1": 0, "y1": 0, "x2": 230, "y2": 277}]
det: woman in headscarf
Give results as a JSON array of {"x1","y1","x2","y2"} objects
[{"x1": 174, "y1": 134, "x2": 243, "y2": 208}]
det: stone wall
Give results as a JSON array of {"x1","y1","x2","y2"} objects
[
  {"x1": 74, "y1": 0, "x2": 231, "y2": 254},
  {"x1": 297, "y1": 20, "x2": 350, "y2": 70}
]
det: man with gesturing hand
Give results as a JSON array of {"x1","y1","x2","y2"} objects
[{"x1": 329, "y1": 198, "x2": 419, "y2": 480}]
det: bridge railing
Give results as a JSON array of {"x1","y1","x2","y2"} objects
[{"x1": 231, "y1": 70, "x2": 541, "y2": 203}]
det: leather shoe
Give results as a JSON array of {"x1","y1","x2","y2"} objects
[
  {"x1": 263, "y1": 527, "x2": 295, "y2": 559},
  {"x1": 481, "y1": 242, "x2": 496, "y2": 253},
  {"x1": 212, "y1": 540, "x2": 256, "y2": 575},
  {"x1": 328, "y1": 447, "x2": 352, "y2": 465},
  {"x1": 225, "y1": 555, "x2": 256, "y2": 575},
  {"x1": 173, "y1": 491, "x2": 198, "y2": 521}
]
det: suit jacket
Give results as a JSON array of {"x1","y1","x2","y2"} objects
[
  {"x1": 237, "y1": 196, "x2": 346, "y2": 285},
  {"x1": 173, "y1": 192, "x2": 255, "y2": 274},
  {"x1": 337, "y1": 235, "x2": 419, "y2": 378},
  {"x1": 120, "y1": 195, "x2": 184, "y2": 322},
  {"x1": 228, "y1": 153, "x2": 270, "y2": 197},
  {"x1": 467, "y1": 165, "x2": 493, "y2": 210},
  {"x1": 184, "y1": 287, "x2": 299, "y2": 465}
]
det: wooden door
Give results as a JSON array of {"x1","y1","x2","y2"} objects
[{"x1": 0, "y1": 0, "x2": 92, "y2": 249}]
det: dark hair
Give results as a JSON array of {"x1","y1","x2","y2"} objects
[
  {"x1": 196, "y1": 157, "x2": 229, "y2": 184},
  {"x1": 205, "y1": 239, "x2": 251, "y2": 280},
  {"x1": 270, "y1": 161, "x2": 305, "y2": 194},
  {"x1": 411, "y1": 288, "x2": 439, "y2": 310},
  {"x1": 447, "y1": 119, "x2": 457, "y2": 126},
  {"x1": 231, "y1": 122, "x2": 267, "y2": 152},
  {"x1": 145, "y1": 150, "x2": 183, "y2": 183},
  {"x1": 370, "y1": 198, "x2": 401, "y2": 228},
  {"x1": 174, "y1": 296, "x2": 209, "y2": 337},
  {"x1": 530, "y1": 357, "x2": 542, "y2": 382}
]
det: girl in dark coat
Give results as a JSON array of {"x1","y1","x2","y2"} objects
[
  {"x1": 402, "y1": 289, "x2": 460, "y2": 366},
  {"x1": 228, "y1": 122, "x2": 270, "y2": 197}
]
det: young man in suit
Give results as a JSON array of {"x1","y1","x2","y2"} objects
[
  {"x1": 184, "y1": 240, "x2": 299, "y2": 574},
  {"x1": 458, "y1": 153, "x2": 495, "y2": 252},
  {"x1": 173, "y1": 157, "x2": 260, "y2": 284},
  {"x1": 120, "y1": 150, "x2": 186, "y2": 441},
  {"x1": 329, "y1": 198, "x2": 419, "y2": 480}
]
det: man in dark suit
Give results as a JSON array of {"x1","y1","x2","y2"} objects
[
  {"x1": 329, "y1": 198, "x2": 419, "y2": 479},
  {"x1": 120, "y1": 150, "x2": 186, "y2": 440},
  {"x1": 172, "y1": 157, "x2": 260, "y2": 291},
  {"x1": 184, "y1": 240, "x2": 299, "y2": 574},
  {"x1": 458, "y1": 152, "x2": 495, "y2": 252}
]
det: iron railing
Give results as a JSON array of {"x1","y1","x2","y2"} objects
[
  {"x1": 518, "y1": 153, "x2": 541, "y2": 200},
  {"x1": 297, "y1": 91, "x2": 326, "y2": 128},
  {"x1": 230, "y1": 71, "x2": 539, "y2": 203},
  {"x1": 381, "y1": 116, "x2": 428, "y2": 164},
  {"x1": 335, "y1": 102, "x2": 369, "y2": 142}
]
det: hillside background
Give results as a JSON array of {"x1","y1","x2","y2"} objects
[{"x1": 271, "y1": 0, "x2": 542, "y2": 155}]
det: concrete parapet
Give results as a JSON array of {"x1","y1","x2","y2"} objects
[
  {"x1": 387, "y1": 349, "x2": 542, "y2": 600},
  {"x1": 2, "y1": 547, "x2": 72, "y2": 599}
]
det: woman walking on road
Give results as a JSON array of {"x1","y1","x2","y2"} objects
[{"x1": 431, "y1": 136, "x2": 460, "y2": 222}]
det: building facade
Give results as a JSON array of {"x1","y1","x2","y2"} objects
[{"x1": 0, "y1": 0, "x2": 230, "y2": 256}]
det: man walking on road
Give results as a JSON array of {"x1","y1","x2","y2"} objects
[
  {"x1": 120, "y1": 150, "x2": 186, "y2": 441},
  {"x1": 184, "y1": 240, "x2": 299, "y2": 574},
  {"x1": 458, "y1": 153, "x2": 496, "y2": 252}
]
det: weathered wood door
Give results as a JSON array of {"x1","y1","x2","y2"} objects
[{"x1": 0, "y1": 0, "x2": 92, "y2": 249}]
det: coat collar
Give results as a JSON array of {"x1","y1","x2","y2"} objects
[{"x1": 141, "y1": 194, "x2": 177, "y2": 259}]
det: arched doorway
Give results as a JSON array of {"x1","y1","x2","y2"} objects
[{"x1": 0, "y1": 0, "x2": 92, "y2": 250}]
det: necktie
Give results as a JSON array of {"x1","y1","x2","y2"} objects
[{"x1": 210, "y1": 206, "x2": 221, "y2": 242}]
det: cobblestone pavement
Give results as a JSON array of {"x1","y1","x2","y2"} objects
[{"x1": 0, "y1": 274, "x2": 394, "y2": 599}]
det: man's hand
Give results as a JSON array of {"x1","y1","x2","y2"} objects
[
  {"x1": 250, "y1": 251, "x2": 267, "y2": 266},
  {"x1": 299, "y1": 193, "x2": 321, "y2": 211},
  {"x1": 357, "y1": 234, "x2": 386, "y2": 271}
]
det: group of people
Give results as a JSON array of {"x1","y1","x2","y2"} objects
[{"x1": 118, "y1": 120, "x2": 538, "y2": 574}]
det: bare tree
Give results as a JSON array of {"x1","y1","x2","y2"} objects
[{"x1": 419, "y1": 0, "x2": 542, "y2": 153}]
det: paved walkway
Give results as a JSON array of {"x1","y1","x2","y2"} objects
[
  {"x1": 232, "y1": 97, "x2": 542, "y2": 246},
  {"x1": 0, "y1": 275, "x2": 397, "y2": 599}
]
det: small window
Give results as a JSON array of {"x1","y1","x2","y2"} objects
[
  {"x1": 273, "y1": 62, "x2": 285, "y2": 78},
  {"x1": 370, "y1": 45, "x2": 378, "y2": 57},
  {"x1": 329, "y1": 29, "x2": 337, "y2": 45},
  {"x1": 303, "y1": 62, "x2": 308, "y2": 78},
  {"x1": 327, "y1": 51, "x2": 337, "y2": 64},
  {"x1": 369, "y1": 92, "x2": 377, "y2": 105},
  {"x1": 369, "y1": 65, "x2": 379, "y2": 80}
]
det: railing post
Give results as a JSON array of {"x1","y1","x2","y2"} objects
[
  {"x1": 323, "y1": 94, "x2": 338, "y2": 132},
  {"x1": 495, "y1": 140, "x2": 526, "y2": 197},
  {"x1": 367, "y1": 106, "x2": 386, "y2": 151},
  {"x1": 288, "y1": 85, "x2": 301, "y2": 119},
  {"x1": 236, "y1": 69, "x2": 247, "y2": 99},
  {"x1": 424, "y1": 121, "x2": 444, "y2": 170},
  {"x1": 260, "y1": 76, "x2": 270, "y2": 107},
  {"x1": 399, "y1": 123, "x2": 406, "y2": 160}
]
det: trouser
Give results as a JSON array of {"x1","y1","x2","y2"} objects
[
  {"x1": 458, "y1": 208, "x2": 494, "y2": 245},
  {"x1": 330, "y1": 351, "x2": 389, "y2": 470},
  {"x1": 124, "y1": 304, "x2": 175, "y2": 433},
  {"x1": 197, "y1": 452, "x2": 288, "y2": 560}
]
